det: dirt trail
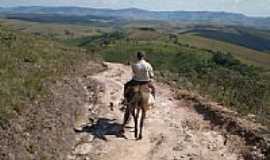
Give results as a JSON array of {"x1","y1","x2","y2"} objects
[{"x1": 68, "y1": 62, "x2": 244, "y2": 160}]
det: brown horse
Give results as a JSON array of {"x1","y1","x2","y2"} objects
[{"x1": 122, "y1": 84, "x2": 155, "y2": 140}]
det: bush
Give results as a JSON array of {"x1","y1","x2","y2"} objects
[{"x1": 212, "y1": 52, "x2": 240, "y2": 66}]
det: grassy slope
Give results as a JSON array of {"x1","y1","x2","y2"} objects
[
  {"x1": 177, "y1": 33, "x2": 270, "y2": 69},
  {"x1": 184, "y1": 27, "x2": 270, "y2": 52},
  {"x1": 0, "y1": 19, "x2": 110, "y2": 40},
  {"x1": 0, "y1": 24, "x2": 92, "y2": 124}
]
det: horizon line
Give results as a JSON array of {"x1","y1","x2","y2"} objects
[{"x1": 0, "y1": 5, "x2": 269, "y2": 18}]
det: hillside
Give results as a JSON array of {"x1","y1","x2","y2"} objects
[
  {"x1": 179, "y1": 26, "x2": 270, "y2": 52},
  {"x1": 0, "y1": 19, "x2": 104, "y2": 40},
  {"x1": 175, "y1": 26, "x2": 270, "y2": 69},
  {"x1": 0, "y1": 23, "x2": 85, "y2": 120},
  {"x1": 0, "y1": 24, "x2": 106, "y2": 159},
  {"x1": 1, "y1": 6, "x2": 270, "y2": 29},
  {"x1": 0, "y1": 15, "x2": 270, "y2": 160},
  {"x1": 4, "y1": 13, "x2": 122, "y2": 25},
  {"x1": 177, "y1": 34, "x2": 270, "y2": 68}
]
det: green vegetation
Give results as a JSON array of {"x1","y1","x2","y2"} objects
[
  {"x1": 65, "y1": 31, "x2": 127, "y2": 49},
  {"x1": 177, "y1": 33, "x2": 270, "y2": 69},
  {"x1": 183, "y1": 27, "x2": 270, "y2": 52},
  {"x1": 74, "y1": 30, "x2": 270, "y2": 126},
  {"x1": 1, "y1": 17, "x2": 270, "y2": 128},
  {"x1": 0, "y1": 24, "x2": 92, "y2": 126}
]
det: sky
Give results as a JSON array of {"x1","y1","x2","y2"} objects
[{"x1": 0, "y1": 0, "x2": 270, "y2": 17}]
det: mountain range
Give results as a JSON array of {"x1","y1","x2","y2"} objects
[{"x1": 0, "y1": 6, "x2": 270, "y2": 29}]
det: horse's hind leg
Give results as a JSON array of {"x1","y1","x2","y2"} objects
[
  {"x1": 132, "y1": 107, "x2": 139, "y2": 139},
  {"x1": 122, "y1": 104, "x2": 131, "y2": 127},
  {"x1": 138, "y1": 108, "x2": 145, "y2": 140},
  {"x1": 120, "y1": 104, "x2": 132, "y2": 135}
]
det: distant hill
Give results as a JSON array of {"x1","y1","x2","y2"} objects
[
  {"x1": 0, "y1": 6, "x2": 270, "y2": 29},
  {"x1": 179, "y1": 26, "x2": 270, "y2": 52},
  {"x1": 4, "y1": 13, "x2": 120, "y2": 25}
]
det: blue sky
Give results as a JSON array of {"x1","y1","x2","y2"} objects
[{"x1": 1, "y1": 0, "x2": 270, "y2": 17}]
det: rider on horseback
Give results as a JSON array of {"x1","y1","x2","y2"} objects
[
  {"x1": 121, "y1": 51, "x2": 155, "y2": 139},
  {"x1": 124, "y1": 51, "x2": 155, "y2": 103}
]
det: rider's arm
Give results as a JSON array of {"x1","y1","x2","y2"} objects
[
  {"x1": 149, "y1": 64, "x2": 154, "y2": 79},
  {"x1": 131, "y1": 64, "x2": 137, "y2": 76}
]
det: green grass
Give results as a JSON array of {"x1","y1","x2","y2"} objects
[
  {"x1": 0, "y1": 24, "x2": 92, "y2": 126},
  {"x1": 177, "y1": 33, "x2": 270, "y2": 69}
]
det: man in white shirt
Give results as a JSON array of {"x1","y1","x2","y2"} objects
[{"x1": 124, "y1": 51, "x2": 155, "y2": 101}]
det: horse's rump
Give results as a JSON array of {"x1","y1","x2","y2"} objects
[{"x1": 132, "y1": 84, "x2": 155, "y2": 111}]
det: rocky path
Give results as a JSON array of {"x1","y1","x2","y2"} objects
[{"x1": 68, "y1": 62, "x2": 244, "y2": 160}]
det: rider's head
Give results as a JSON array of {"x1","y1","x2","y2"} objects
[{"x1": 137, "y1": 51, "x2": 145, "y2": 60}]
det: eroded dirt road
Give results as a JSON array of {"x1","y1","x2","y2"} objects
[{"x1": 68, "y1": 63, "x2": 244, "y2": 160}]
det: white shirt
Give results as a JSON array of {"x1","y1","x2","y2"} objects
[{"x1": 132, "y1": 59, "x2": 154, "y2": 82}]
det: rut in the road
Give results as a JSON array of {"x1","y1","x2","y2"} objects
[{"x1": 68, "y1": 63, "x2": 245, "y2": 160}]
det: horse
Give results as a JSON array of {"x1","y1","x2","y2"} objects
[{"x1": 121, "y1": 84, "x2": 155, "y2": 140}]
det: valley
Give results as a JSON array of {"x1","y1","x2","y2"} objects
[{"x1": 0, "y1": 6, "x2": 270, "y2": 160}]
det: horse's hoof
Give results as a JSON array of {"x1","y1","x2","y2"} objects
[
  {"x1": 119, "y1": 127, "x2": 125, "y2": 134},
  {"x1": 136, "y1": 136, "x2": 142, "y2": 140},
  {"x1": 117, "y1": 132, "x2": 128, "y2": 139}
]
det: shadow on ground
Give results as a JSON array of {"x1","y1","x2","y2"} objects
[{"x1": 75, "y1": 118, "x2": 128, "y2": 141}]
